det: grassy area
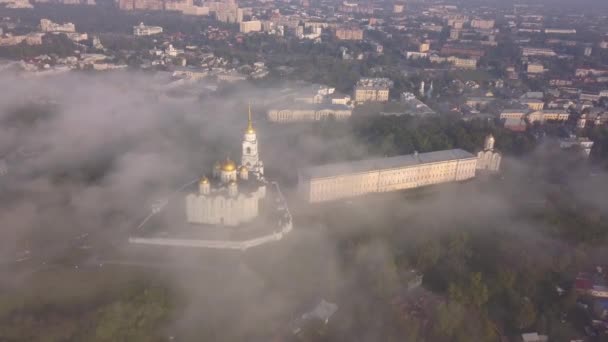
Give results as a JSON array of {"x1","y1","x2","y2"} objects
[{"x1": 0, "y1": 265, "x2": 153, "y2": 319}]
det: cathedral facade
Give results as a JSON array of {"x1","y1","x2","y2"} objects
[
  {"x1": 186, "y1": 106, "x2": 266, "y2": 226},
  {"x1": 476, "y1": 134, "x2": 501, "y2": 172}
]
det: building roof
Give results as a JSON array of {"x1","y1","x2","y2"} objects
[
  {"x1": 299, "y1": 149, "x2": 476, "y2": 180},
  {"x1": 269, "y1": 103, "x2": 351, "y2": 111}
]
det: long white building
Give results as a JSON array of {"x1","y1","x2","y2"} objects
[
  {"x1": 267, "y1": 104, "x2": 352, "y2": 122},
  {"x1": 298, "y1": 149, "x2": 478, "y2": 203}
]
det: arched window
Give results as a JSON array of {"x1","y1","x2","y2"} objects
[{"x1": 246, "y1": 147, "x2": 251, "y2": 154}]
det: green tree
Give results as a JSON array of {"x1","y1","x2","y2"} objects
[{"x1": 94, "y1": 287, "x2": 170, "y2": 342}]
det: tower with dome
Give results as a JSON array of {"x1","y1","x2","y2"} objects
[
  {"x1": 185, "y1": 106, "x2": 267, "y2": 226},
  {"x1": 476, "y1": 134, "x2": 501, "y2": 172}
]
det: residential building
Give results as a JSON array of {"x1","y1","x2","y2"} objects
[
  {"x1": 448, "y1": 56, "x2": 478, "y2": 69},
  {"x1": 527, "y1": 110, "x2": 570, "y2": 123},
  {"x1": 500, "y1": 109, "x2": 528, "y2": 121},
  {"x1": 40, "y1": 19, "x2": 75, "y2": 33},
  {"x1": 335, "y1": 27, "x2": 363, "y2": 41},
  {"x1": 521, "y1": 99, "x2": 544, "y2": 111},
  {"x1": 559, "y1": 136, "x2": 594, "y2": 156},
  {"x1": 0, "y1": 33, "x2": 43, "y2": 46},
  {"x1": 522, "y1": 47, "x2": 556, "y2": 57},
  {"x1": 544, "y1": 28, "x2": 576, "y2": 35},
  {"x1": 471, "y1": 19, "x2": 495, "y2": 29},
  {"x1": 133, "y1": 22, "x2": 163, "y2": 36},
  {"x1": 527, "y1": 63, "x2": 544, "y2": 74},
  {"x1": 398, "y1": 92, "x2": 436, "y2": 116},
  {"x1": 240, "y1": 20, "x2": 261, "y2": 33},
  {"x1": 419, "y1": 42, "x2": 430, "y2": 53},
  {"x1": 353, "y1": 78, "x2": 392, "y2": 103}
]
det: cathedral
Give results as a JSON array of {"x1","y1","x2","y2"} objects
[
  {"x1": 185, "y1": 106, "x2": 266, "y2": 226},
  {"x1": 476, "y1": 134, "x2": 501, "y2": 172}
]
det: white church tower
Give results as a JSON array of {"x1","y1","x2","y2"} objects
[{"x1": 241, "y1": 104, "x2": 264, "y2": 177}]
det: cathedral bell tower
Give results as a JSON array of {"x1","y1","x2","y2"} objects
[
  {"x1": 484, "y1": 134, "x2": 495, "y2": 151},
  {"x1": 241, "y1": 104, "x2": 264, "y2": 176}
]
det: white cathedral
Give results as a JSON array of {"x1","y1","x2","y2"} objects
[
  {"x1": 476, "y1": 134, "x2": 501, "y2": 172},
  {"x1": 185, "y1": 106, "x2": 267, "y2": 227}
]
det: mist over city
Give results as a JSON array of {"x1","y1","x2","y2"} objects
[{"x1": 0, "y1": 0, "x2": 608, "y2": 341}]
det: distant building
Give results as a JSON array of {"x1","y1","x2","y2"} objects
[
  {"x1": 471, "y1": 19, "x2": 495, "y2": 29},
  {"x1": 267, "y1": 104, "x2": 352, "y2": 122},
  {"x1": 165, "y1": 0, "x2": 209, "y2": 15},
  {"x1": 521, "y1": 47, "x2": 556, "y2": 57},
  {"x1": 335, "y1": 27, "x2": 363, "y2": 41},
  {"x1": 298, "y1": 149, "x2": 478, "y2": 203},
  {"x1": 240, "y1": 20, "x2": 261, "y2": 33},
  {"x1": 527, "y1": 63, "x2": 545, "y2": 74},
  {"x1": 544, "y1": 28, "x2": 576, "y2": 35},
  {"x1": 419, "y1": 42, "x2": 430, "y2": 53},
  {"x1": 465, "y1": 96, "x2": 494, "y2": 109},
  {"x1": 429, "y1": 55, "x2": 479, "y2": 69},
  {"x1": 503, "y1": 117, "x2": 527, "y2": 132},
  {"x1": 393, "y1": 3, "x2": 404, "y2": 13},
  {"x1": 527, "y1": 110, "x2": 569, "y2": 123},
  {"x1": 133, "y1": 22, "x2": 163, "y2": 36},
  {"x1": 520, "y1": 99, "x2": 545, "y2": 111},
  {"x1": 398, "y1": 92, "x2": 436, "y2": 116},
  {"x1": 448, "y1": 56, "x2": 478, "y2": 69},
  {"x1": 559, "y1": 135, "x2": 594, "y2": 156},
  {"x1": 215, "y1": 6, "x2": 243, "y2": 23},
  {"x1": 120, "y1": 0, "x2": 163, "y2": 10},
  {"x1": 40, "y1": 19, "x2": 76, "y2": 33},
  {"x1": 521, "y1": 332, "x2": 548, "y2": 342},
  {"x1": 0, "y1": 33, "x2": 43, "y2": 46},
  {"x1": 406, "y1": 51, "x2": 428, "y2": 60},
  {"x1": 440, "y1": 44, "x2": 485, "y2": 58},
  {"x1": 500, "y1": 109, "x2": 529, "y2": 121},
  {"x1": 449, "y1": 28, "x2": 460, "y2": 39},
  {"x1": 353, "y1": 78, "x2": 392, "y2": 103}
]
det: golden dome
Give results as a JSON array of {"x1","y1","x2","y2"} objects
[
  {"x1": 199, "y1": 176, "x2": 209, "y2": 184},
  {"x1": 239, "y1": 165, "x2": 248, "y2": 172},
  {"x1": 245, "y1": 103, "x2": 256, "y2": 134},
  {"x1": 221, "y1": 158, "x2": 237, "y2": 172}
]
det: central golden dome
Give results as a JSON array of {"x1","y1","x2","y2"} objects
[{"x1": 221, "y1": 158, "x2": 237, "y2": 172}]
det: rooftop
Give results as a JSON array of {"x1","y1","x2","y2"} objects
[{"x1": 299, "y1": 149, "x2": 476, "y2": 180}]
